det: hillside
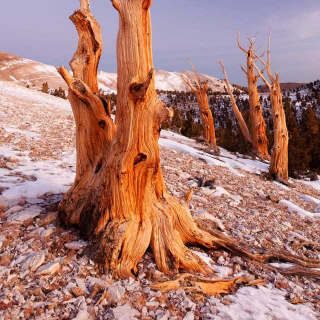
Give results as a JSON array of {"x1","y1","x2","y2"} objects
[
  {"x1": 0, "y1": 52, "x2": 229, "y2": 94},
  {"x1": 258, "y1": 82, "x2": 306, "y2": 93},
  {"x1": 1, "y1": 80, "x2": 320, "y2": 319}
]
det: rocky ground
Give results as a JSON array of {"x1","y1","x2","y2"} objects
[{"x1": 1, "y1": 81, "x2": 320, "y2": 320}]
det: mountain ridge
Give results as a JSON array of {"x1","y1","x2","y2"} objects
[{"x1": 0, "y1": 51, "x2": 230, "y2": 93}]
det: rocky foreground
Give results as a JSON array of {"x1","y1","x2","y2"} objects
[{"x1": 1, "y1": 81, "x2": 320, "y2": 319}]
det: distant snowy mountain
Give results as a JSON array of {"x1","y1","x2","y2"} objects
[{"x1": 0, "y1": 52, "x2": 229, "y2": 93}]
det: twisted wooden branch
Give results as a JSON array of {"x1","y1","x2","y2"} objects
[{"x1": 219, "y1": 61, "x2": 253, "y2": 144}]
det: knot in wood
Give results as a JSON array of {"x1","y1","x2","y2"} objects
[
  {"x1": 134, "y1": 153, "x2": 147, "y2": 166},
  {"x1": 99, "y1": 120, "x2": 106, "y2": 129}
]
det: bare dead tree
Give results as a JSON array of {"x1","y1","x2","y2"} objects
[
  {"x1": 252, "y1": 31, "x2": 289, "y2": 184},
  {"x1": 181, "y1": 59, "x2": 219, "y2": 152},
  {"x1": 237, "y1": 31, "x2": 270, "y2": 160},
  {"x1": 219, "y1": 61, "x2": 253, "y2": 144}
]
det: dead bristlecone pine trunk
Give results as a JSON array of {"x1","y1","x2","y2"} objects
[
  {"x1": 252, "y1": 31, "x2": 289, "y2": 184},
  {"x1": 219, "y1": 61, "x2": 253, "y2": 145},
  {"x1": 181, "y1": 59, "x2": 219, "y2": 153},
  {"x1": 268, "y1": 74, "x2": 289, "y2": 183},
  {"x1": 57, "y1": 0, "x2": 222, "y2": 279},
  {"x1": 237, "y1": 32, "x2": 270, "y2": 160}
]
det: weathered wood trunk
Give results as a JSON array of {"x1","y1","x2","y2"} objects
[
  {"x1": 247, "y1": 57, "x2": 270, "y2": 160},
  {"x1": 195, "y1": 83, "x2": 218, "y2": 151},
  {"x1": 269, "y1": 75, "x2": 289, "y2": 183},
  {"x1": 57, "y1": 4, "x2": 116, "y2": 223},
  {"x1": 58, "y1": 0, "x2": 218, "y2": 279},
  {"x1": 181, "y1": 63, "x2": 218, "y2": 152},
  {"x1": 219, "y1": 61, "x2": 253, "y2": 144},
  {"x1": 237, "y1": 33, "x2": 270, "y2": 160},
  {"x1": 252, "y1": 32, "x2": 289, "y2": 183}
]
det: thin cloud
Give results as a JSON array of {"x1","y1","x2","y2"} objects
[{"x1": 269, "y1": 10, "x2": 320, "y2": 41}]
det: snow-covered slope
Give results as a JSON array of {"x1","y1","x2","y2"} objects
[
  {"x1": 0, "y1": 52, "x2": 228, "y2": 93},
  {"x1": 155, "y1": 69, "x2": 228, "y2": 92},
  {"x1": 1, "y1": 80, "x2": 320, "y2": 319},
  {"x1": 0, "y1": 52, "x2": 63, "y2": 91}
]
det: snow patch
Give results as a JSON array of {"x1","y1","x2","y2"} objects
[
  {"x1": 0, "y1": 147, "x2": 75, "y2": 200},
  {"x1": 299, "y1": 194, "x2": 320, "y2": 205},
  {"x1": 302, "y1": 178, "x2": 320, "y2": 192},
  {"x1": 279, "y1": 199, "x2": 320, "y2": 219},
  {"x1": 217, "y1": 284, "x2": 317, "y2": 320}
]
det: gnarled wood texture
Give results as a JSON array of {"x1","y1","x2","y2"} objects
[
  {"x1": 219, "y1": 61, "x2": 253, "y2": 144},
  {"x1": 181, "y1": 59, "x2": 218, "y2": 152},
  {"x1": 252, "y1": 31, "x2": 289, "y2": 183},
  {"x1": 57, "y1": 2, "x2": 115, "y2": 186},
  {"x1": 268, "y1": 74, "x2": 289, "y2": 183},
  {"x1": 237, "y1": 32, "x2": 270, "y2": 160},
  {"x1": 58, "y1": 0, "x2": 219, "y2": 279},
  {"x1": 57, "y1": 0, "x2": 316, "y2": 280}
]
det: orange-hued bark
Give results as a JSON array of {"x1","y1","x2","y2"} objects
[
  {"x1": 252, "y1": 32, "x2": 288, "y2": 183},
  {"x1": 268, "y1": 75, "x2": 289, "y2": 183},
  {"x1": 219, "y1": 61, "x2": 253, "y2": 144},
  {"x1": 237, "y1": 32, "x2": 270, "y2": 160},
  {"x1": 181, "y1": 60, "x2": 218, "y2": 152},
  {"x1": 58, "y1": 0, "x2": 219, "y2": 279},
  {"x1": 57, "y1": 2, "x2": 116, "y2": 186}
]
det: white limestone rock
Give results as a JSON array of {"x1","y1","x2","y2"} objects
[
  {"x1": 183, "y1": 312, "x2": 195, "y2": 320},
  {"x1": 41, "y1": 228, "x2": 54, "y2": 238},
  {"x1": 21, "y1": 251, "x2": 45, "y2": 272},
  {"x1": 36, "y1": 262, "x2": 60, "y2": 275},
  {"x1": 181, "y1": 297, "x2": 196, "y2": 311},
  {"x1": 196, "y1": 213, "x2": 225, "y2": 230},
  {"x1": 186, "y1": 180, "x2": 198, "y2": 188},
  {"x1": 7, "y1": 206, "x2": 41, "y2": 223},
  {"x1": 73, "y1": 310, "x2": 89, "y2": 320},
  {"x1": 109, "y1": 304, "x2": 139, "y2": 320},
  {"x1": 107, "y1": 283, "x2": 125, "y2": 304},
  {"x1": 33, "y1": 227, "x2": 54, "y2": 238},
  {"x1": 65, "y1": 241, "x2": 87, "y2": 251},
  {"x1": 0, "y1": 235, "x2": 5, "y2": 248},
  {"x1": 201, "y1": 187, "x2": 214, "y2": 196},
  {"x1": 72, "y1": 296, "x2": 88, "y2": 320}
]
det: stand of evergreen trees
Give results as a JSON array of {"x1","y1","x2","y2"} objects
[
  {"x1": 38, "y1": 82, "x2": 319, "y2": 178},
  {"x1": 41, "y1": 82, "x2": 67, "y2": 99},
  {"x1": 159, "y1": 83, "x2": 320, "y2": 178}
]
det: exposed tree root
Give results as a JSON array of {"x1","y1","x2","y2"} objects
[
  {"x1": 86, "y1": 194, "x2": 216, "y2": 279},
  {"x1": 196, "y1": 219, "x2": 320, "y2": 276},
  {"x1": 255, "y1": 262, "x2": 320, "y2": 279},
  {"x1": 151, "y1": 273, "x2": 265, "y2": 295},
  {"x1": 75, "y1": 204, "x2": 320, "y2": 280}
]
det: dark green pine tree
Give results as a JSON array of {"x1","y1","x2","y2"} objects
[
  {"x1": 283, "y1": 97, "x2": 310, "y2": 177},
  {"x1": 312, "y1": 117, "x2": 320, "y2": 173},
  {"x1": 51, "y1": 87, "x2": 67, "y2": 99},
  {"x1": 216, "y1": 111, "x2": 237, "y2": 152},
  {"x1": 301, "y1": 106, "x2": 320, "y2": 173},
  {"x1": 181, "y1": 110, "x2": 202, "y2": 138},
  {"x1": 171, "y1": 107, "x2": 184, "y2": 132}
]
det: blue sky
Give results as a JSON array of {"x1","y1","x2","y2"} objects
[{"x1": 1, "y1": 0, "x2": 320, "y2": 85}]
